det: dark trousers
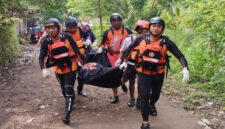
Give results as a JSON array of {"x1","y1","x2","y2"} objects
[
  {"x1": 77, "y1": 66, "x2": 84, "y2": 92},
  {"x1": 77, "y1": 76, "x2": 84, "y2": 92},
  {"x1": 55, "y1": 71, "x2": 77, "y2": 99},
  {"x1": 137, "y1": 72, "x2": 165, "y2": 121}
]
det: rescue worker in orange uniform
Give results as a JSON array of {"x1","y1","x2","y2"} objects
[
  {"x1": 120, "y1": 17, "x2": 189, "y2": 129},
  {"x1": 39, "y1": 18, "x2": 84, "y2": 125},
  {"x1": 115, "y1": 20, "x2": 150, "y2": 108},
  {"x1": 97, "y1": 13, "x2": 133, "y2": 104},
  {"x1": 65, "y1": 16, "x2": 88, "y2": 97}
]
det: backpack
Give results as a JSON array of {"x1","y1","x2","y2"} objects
[{"x1": 108, "y1": 26, "x2": 125, "y2": 53}]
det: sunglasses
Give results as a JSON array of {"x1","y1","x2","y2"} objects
[{"x1": 112, "y1": 16, "x2": 121, "y2": 21}]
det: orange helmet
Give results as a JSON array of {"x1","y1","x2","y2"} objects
[{"x1": 133, "y1": 20, "x2": 149, "y2": 32}]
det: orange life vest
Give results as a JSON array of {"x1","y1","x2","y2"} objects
[
  {"x1": 107, "y1": 26, "x2": 126, "y2": 53},
  {"x1": 76, "y1": 40, "x2": 86, "y2": 55},
  {"x1": 136, "y1": 34, "x2": 167, "y2": 75},
  {"x1": 72, "y1": 29, "x2": 82, "y2": 41},
  {"x1": 128, "y1": 35, "x2": 139, "y2": 64},
  {"x1": 71, "y1": 30, "x2": 86, "y2": 55},
  {"x1": 100, "y1": 26, "x2": 130, "y2": 66},
  {"x1": 47, "y1": 34, "x2": 78, "y2": 74}
]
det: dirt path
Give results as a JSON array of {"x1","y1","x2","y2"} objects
[{"x1": 0, "y1": 45, "x2": 205, "y2": 129}]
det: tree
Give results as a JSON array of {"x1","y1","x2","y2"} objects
[
  {"x1": 66, "y1": 0, "x2": 117, "y2": 33},
  {"x1": 28, "y1": 0, "x2": 68, "y2": 22}
]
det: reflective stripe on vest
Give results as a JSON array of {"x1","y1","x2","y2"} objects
[
  {"x1": 142, "y1": 57, "x2": 159, "y2": 63},
  {"x1": 107, "y1": 26, "x2": 126, "y2": 53},
  {"x1": 54, "y1": 52, "x2": 69, "y2": 59}
]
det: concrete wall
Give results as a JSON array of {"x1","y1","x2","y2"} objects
[{"x1": 15, "y1": 18, "x2": 27, "y2": 36}]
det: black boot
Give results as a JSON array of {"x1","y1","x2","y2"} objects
[
  {"x1": 127, "y1": 99, "x2": 135, "y2": 107},
  {"x1": 149, "y1": 104, "x2": 157, "y2": 116},
  {"x1": 141, "y1": 123, "x2": 150, "y2": 129},
  {"x1": 110, "y1": 96, "x2": 119, "y2": 104},
  {"x1": 77, "y1": 81, "x2": 87, "y2": 97},
  {"x1": 63, "y1": 97, "x2": 74, "y2": 124},
  {"x1": 78, "y1": 91, "x2": 87, "y2": 97},
  {"x1": 63, "y1": 110, "x2": 70, "y2": 124}
]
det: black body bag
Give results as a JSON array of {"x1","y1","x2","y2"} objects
[{"x1": 78, "y1": 63, "x2": 122, "y2": 88}]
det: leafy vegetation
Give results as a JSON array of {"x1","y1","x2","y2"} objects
[
  {"x1": 160, "y1": 0, "x2": 224, "y2": 106},
  {"x1": 0, "y1": 0, "x2": 24, "y2": 69},
  {"x1": 0, "y1": 0, "x2": 68, "y2": 69},
  {"x1": 0, "y1": 19, "x2": 20, "y2": 68},
  {"x1": 0, "y1": 0, "x2": 224, "y2": 106}
]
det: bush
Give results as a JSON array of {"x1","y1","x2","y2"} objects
[
  {"x1": 0, "y1": 19, "x2": 20, "y2": 69},
  {"x1": 91, "y1": 22, "x2": 110, "y2": 47},
  {"x1": 160, "y1": 0, "x2": 225, "y2": 105}
]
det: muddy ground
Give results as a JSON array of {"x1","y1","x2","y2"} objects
[{"x1": 0, "y1": 45, "x2": 224, "y2": 129}]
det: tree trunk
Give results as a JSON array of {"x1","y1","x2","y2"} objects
[
  {"x1": 98, "y1": 0, "x2": 103, "y2": 35},
  {"x1": 124, "y1": 0, "x2": 129, "y2": 15},
  {"x1": 144, "y1": 0, "x2": 160, "y2": 20},
  {"x1": 111, "y1": 0, "x2": 126, "y2": 19}
]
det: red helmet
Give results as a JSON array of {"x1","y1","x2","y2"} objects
[{"x1": 133, "y1": 20, "x2": 149, "y2": 32}]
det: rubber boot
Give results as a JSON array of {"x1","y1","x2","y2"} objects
[
  {"x1": 141, "y1": 123, "x2": 150, "y2": 129},
  {"x1": 77, "y1": 81, "x2": 87, "y2": 97},
  {"x1": 110, "y1": 96, "x2": 119, "y2": 104},
  {"x1": 63, "y1": 97, "x2": 74, "y2": 124},
  {"x1": 149, "y1": 104, "x2": 157, "y2": 116}
]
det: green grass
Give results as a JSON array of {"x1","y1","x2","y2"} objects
[{"x1": 163, "y1": 72, "x2": 225, "y2": 109}]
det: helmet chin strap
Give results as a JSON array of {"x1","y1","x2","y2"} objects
[
  {"x1": 149, "y1": 25, "x2": 164, "y2": 37},
  {"x1": 112, "y1": 24, "x2": 122, "y2": 30},
  {"x1": 150, "y1": 32, "x2": 162, "y2": 37},
  {"x1": 113, "y1": 26, "x2": 121, "y2": 30},
  {"x1": 51, "y1": 30, "x2": 60, "y2": 40},
  {"x1": 150, "y1": 28, "x2": 164, "y2": 37}
]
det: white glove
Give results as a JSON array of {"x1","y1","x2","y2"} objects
[
  {"x1": 97, "y1": 47, "x2": 103, "y2": 53},
  {"x1": 84, "y1": 39, "x2": 91, "y2": 46},
  {"x1": 115, "y1": 59, "x2": 122, "y2": 67},
  {"x1": 42, "y1": 69, "x2": 50, "y2": 78},
  {"x1": 81, "y1": 65, "x2": 88, "y2": 70},
  {"x1": 77, "y1": 61, "x2": 82, "y2": 67},
  {"x1": 119, "y1": 62, "x2": 128, "y2": 71},
  {"x1": 181, "y1": 67, "x2": 189, "y2": 83},
  {"x1": 93, "y1": 40, "x2": 98, "y2": 44}
]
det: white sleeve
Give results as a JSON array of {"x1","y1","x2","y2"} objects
[{"x1": 120, "y1": 37, "x2": 131, "y2": 52}]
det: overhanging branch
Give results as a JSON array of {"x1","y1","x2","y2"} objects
[
  {"x1": 144, "y1": 0, "x2": 161, "y2": 20},
  {"x1": 110, "y1": 0, "x2": 126, "y2": 19}
]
